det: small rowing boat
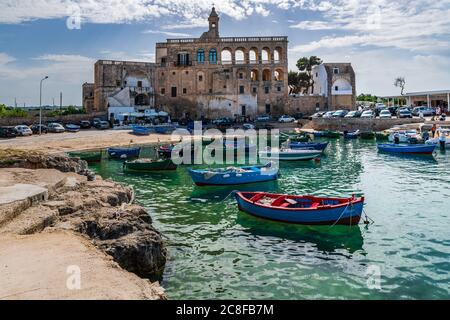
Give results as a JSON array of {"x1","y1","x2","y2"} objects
[
  {"x1": 124, "y1": 158, "x2": 177, "y2": 171},
  {"x1": 314, "y1": 131, "x2": 340, "y2": 138},
  {"x1": 377, "y1": 143, "x2": 436, "y2": 154},
  {"x1": 132, "y1": 125, "x2": 152, "y2": 136},
  {"x1": 235, "y1": 192, "x2": 365, "y2": 225},
  {"x1": 154, "y1": 125, "x2": 176, "y2": 134},
  {"x1": 189, "y1": 163, "x2": 278, "y2": 186},
  {"x1": 259, "y1": 148, "x2": 322, "y2": 161},
  {"x1": 344, "y1": 130, "x2": 360, "y2": 139},
  {"x1": 107, "y1": 147, "x2": 141, "y2": 159},
  {"x1": 288, "y1": 141, "x2": 329, "y2": 151}
]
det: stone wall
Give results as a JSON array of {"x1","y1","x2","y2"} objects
[
  {"x1": 286, "y1": 95, "x2": 327, "y2": 115},
  {"x1": 308, "y1": 118, "x2": 423, "y2": 131},
  {"x1": 0, "y1": 111, "x2": 107, "y2": 127}
]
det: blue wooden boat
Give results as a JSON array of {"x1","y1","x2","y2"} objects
[
  {"x1": 107, "y1": 147, "x2": 141, "y2": 159},
  {"x1": 289, "y1": 141, "x2": 329, "y2": 151},
  {"x1": 189, "y1": 164, "x2": 278, "y2": 186},
  {"x1": 235, "y1": 192, "x2": 365, "y2": 225},
  {"x1": 154, "y1": 125, "x2": 176, "y2": 134},
  {"x1": 377, "y1": 143, "x2": 436, "y2": 154},
  {"x1": 132, "y1": 125, "x2": 152, "y2": 136},
  {"x1": 344, "y1": 130, "x2": 360, "y2": 139}
]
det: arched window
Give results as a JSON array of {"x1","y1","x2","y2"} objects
[
  {"x1": 209, "y1": 49, "x2": 217, "y2": 64},
  {"x1": 262, "y1": 69, "x2": 271, "y2": 81},
  {"x1": 261, "y1": 49, "x2": 270, "y2": 63},
  {"x1": 250, "y1": 70, "x2": 259, "y2": 81},
  {"x1": 274, "y1": 48, "x2": 281, "y2": 63},
  {"x1": 249, "y1": 49, "x2": 258, "y2": 63},
  {"x1": 221, "y1": 49, "x2": 232, "y2": 64},
  {"x1": 274, "y1": 69, "x2": 283, "y2": 81},
  {"x1": 235, "y1": 49, "x2": 245, "y2": 64},
  {"x1": 135, "y1": 93, "x2": 150, "y2": 106},
  {"x1": 197, "y1": 49, "x2": 205, "y2": 63}
]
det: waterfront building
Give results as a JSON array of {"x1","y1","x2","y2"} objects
[
  {"x1": 383, "y1": 89, "x2": 450, "y2": 111},
  {"x1": 82, "y1": 7, "x2": 355, "y2": 118}
]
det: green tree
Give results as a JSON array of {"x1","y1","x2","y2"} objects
[{"x1": 296, "y1": 56, "x2": 323, "y2": 93}]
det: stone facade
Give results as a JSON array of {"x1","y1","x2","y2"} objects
[
  {"x1": 83, "y1": 7, "x2": 356, "y2": 119},
  {"x1": 82, "y1": 82, "x2": 94, "y2": 113},
  {"x1": 286, "y1": 95, "x2": 327, "y2": 116},
  {"x1": 311, "y1": 63, "x2": 356, "y2": 110},
  {"x1": 92, "y1": 60, "x2": 157, "y2": 115},
  {"x1": 154, "y1": 7, "x2": 289, "y2": 119}
]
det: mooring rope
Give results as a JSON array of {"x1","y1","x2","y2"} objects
[{"x1": 329, "y1": 202, "x2": 351, "y2": 228}]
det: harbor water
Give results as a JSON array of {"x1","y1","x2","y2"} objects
[{"x1": 90, "y1": 138, "x2": 450, "y2": 300}]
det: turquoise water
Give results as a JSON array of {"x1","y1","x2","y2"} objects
[{"x1": 90, "y1": 139, "x2": 450, "y2": 300}]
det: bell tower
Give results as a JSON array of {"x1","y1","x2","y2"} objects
[{"x1": 207, "y1": 6, "x2": 219, "y2": 38}]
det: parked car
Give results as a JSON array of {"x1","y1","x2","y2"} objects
[
  {"x1": 344, "y1": 111, "x2": 359, "y2": 118},
  {"x1": 243, "y1": 123, "x2": 255, "y2": 130},
  {"x1": 212, "y1": 117, "x2": 233, "y2": 126},
  {"x1": 360, "y1": 110, "x2": 374, "y2": 118},
  {"x1": 79, "y1": 120, "x2": 92, "y2": 129},
  {"x1": 30, "y1": 124, "x2": 48, "y2": 134},
  {"x1": 95, "y1": 121, "x2": 110, "y2": 130},
  {"x1": 388, "y1": 106, "x2": 399, "y2": 116},
  {"x1": 0, "y1": 126, "x2": 17, "y2": 138},
  {"x1": 14, "y1": 125, "x2": 33, "y2": 136},
  {"x1": 278, "y1": 115, "x2": 296, "y2": 123},
  {"x1": 322, "y1": 111, "x2": 334, "y2": 118},
  {"x1": 397, "y1": 108, "x2": 413, "y2": 118},
  {"x1": 310, "y1": 112, "x2": 325, "y2": 119},
  {"x1": 332, "y1": 110, "x2": 348, "y2": 118},
  {"x1": 412, "y1": 106, "x2": 436, "y2": 117},
  {"x1": 292, "y1": 113, "x2": 304, "y2": 120},
  {"x1": 255, "y1": 115, "x2": 271, "y2": 122},
  {"x1": 92, "y1": 118, "x2": 102, "y2": 127},
  {"x1": 65, "y1": 124, "x2": 81, "y2": 132},
  {"x1": 47, "y1": 123, "x2": 66, "y2": 133},
  {"x1": 379, "y1": 109, "x2": 393, "y2": 119},
  {"x1": 374, "y1": 103, "x2": 387, "y2": 116}
]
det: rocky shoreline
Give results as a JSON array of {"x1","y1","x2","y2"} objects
[{"x1": 0, "y1": 149, "x2": 167, "y2": 300}]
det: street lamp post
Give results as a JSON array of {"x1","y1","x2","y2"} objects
[{"x1": 39, "y1": 76, "x2": 49, "y2": 135}]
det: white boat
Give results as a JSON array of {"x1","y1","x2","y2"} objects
[
  {"x1": 426, "y1": 129, "x2": 450, "y2": 148},
  {"x1": 259, "y1": 148, "x2": 322, "y2": 161},
  {"x1": 388, "y1": 130, "x2": 421, "y2": 143}
]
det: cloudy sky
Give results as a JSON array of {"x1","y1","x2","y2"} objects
[{"x1": 0, "y1": 0, "x2": 449, "y2": 106}]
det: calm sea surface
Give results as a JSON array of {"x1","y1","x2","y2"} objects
[{"x1": 90, "y1": 138, "x2": 450, "y2": 300}]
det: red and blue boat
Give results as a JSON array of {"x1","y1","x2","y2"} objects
[
  {"x1": 377, "y1": 143, "x2": 436, "y2": 154},
  {"x1": 235, "y1": 192, "x2": 365, "y2": 225},
  {"x1": 189, "y1": 164, "x2": 278, "y2": 186}
]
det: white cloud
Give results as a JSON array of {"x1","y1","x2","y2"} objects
[
  {"x1": 142, "y1": 30, "x2": 192, "y2": 37},
  {"x1": 290, "y1": 21, "x2": 341, "y2": 30},
  {"x1": 0, "y1": 0, "x2": 295, "y2": 25}
]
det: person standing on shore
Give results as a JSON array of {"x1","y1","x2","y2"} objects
[{"x1": 439, "y1": 130, "x2": 447, "y2": 150}]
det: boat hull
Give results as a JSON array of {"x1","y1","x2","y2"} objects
[
  {"x1": 235, "y1": 192, "x2": 364, "y2": 225},
  {"x1": 259, "y1": 150, "x2": 321, "y2": 161},
  {"x1": 68, "y1": 151, "x2": 102, "y2": 163},
  {"x1": 289, "y1": 142, "x2": 329, "y2": 151},
  {"x1": 132, "y1": 126, "x2": 152, "y2": 136},
  {"x1": 189, "y1": 166, "x2": 278, "y2": 186},
  {"x1": 377, "y1": 143, "x2": 436, "y2": 154},
  {"x1": 124, "y1": 159, "x2": 177, "y2": 171},
  {"x1": 107, "y1": 147, "x2": 141, "y2": 159}
]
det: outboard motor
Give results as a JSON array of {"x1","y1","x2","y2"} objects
[{"x1": 394, "y1": 133, "x2": 400, "y2": 144}]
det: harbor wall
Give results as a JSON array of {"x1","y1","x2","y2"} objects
[
  {"x1": 308, "y1": 118, "x2": 423, "y2": 131},
  {"x1": 0, "y1": 111, "x2": 107, "y2": 126}
]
